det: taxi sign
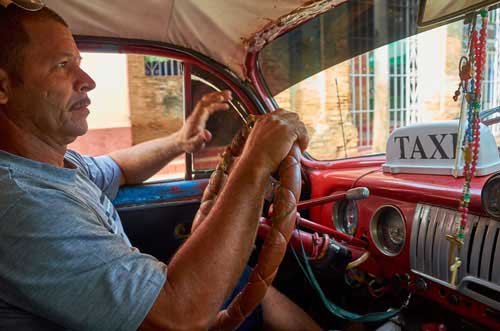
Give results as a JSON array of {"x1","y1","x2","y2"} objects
[{"x1": 383, "y1": 121, "x2": 500, "y2": 176}]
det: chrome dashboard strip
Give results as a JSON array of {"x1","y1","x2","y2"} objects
[
  {"x1": 480, "y1": 220, "x2": 499, "y2": 280},
  {"x1": 492, "y1": 230, "x2": 500, "y2": 283},
  {"x1": 469, "y1": 218, "x2": 488, "y2": 278},
  {"x1": 416, "y1": 205, "x2": 430, "y2": 272},
  {"x1": 425, "y1": 206, "x2": 439, "y2": 277},
  {"x1": 435, "y1": 208, "x2": 451, "y2": 280},
  {"x1": 409, "y1": 204, "x2": 421, "y2": 272},
  {"x1": 411, "y1": 204, "x2": 500, "y2": 310}
]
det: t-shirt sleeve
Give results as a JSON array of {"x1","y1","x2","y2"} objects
[
  {"x1": 66, "y1": 150, "x2": 123, "y2": 200},
  {"x1": 0, "y1": 190, "x2": 166, "y2": 331},
  {"x1": 83, "y1": 155, "x2": 123, "y2": 200}
]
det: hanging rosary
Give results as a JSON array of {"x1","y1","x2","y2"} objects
[{"x1": 447, "y1": 9, "x2": 488, "y2": 287}]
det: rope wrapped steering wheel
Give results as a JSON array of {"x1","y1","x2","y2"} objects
[{"x1": 192, "y1": 115, "x2": 302, "y2": 331}]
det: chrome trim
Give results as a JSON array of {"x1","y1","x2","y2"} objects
[
  {"x1": 116, "y1": 199, "x2": 200, "y2": 212},
  {"x1": 370, "y1": 205, "x2": 406, "y2": 257},
  {"x1": 482, "y1": 174, "x2": 500, "y2": 219},
  {"x1": 332, "y1": 199, "x2": 358, "y2": 235},
  {"x1": 411, "y1": 204, "x2": 500, "y2": 309},
  {"x1": 411, "y1": 269, "x2": 457, "y2": 289},
  {"x1": 458, "y1": 276, "x2": 500, "y2": 311}
]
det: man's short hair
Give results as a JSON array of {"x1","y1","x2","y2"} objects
[{"x1": 0, "y1": 5, "x2": 68, "y2": 83}]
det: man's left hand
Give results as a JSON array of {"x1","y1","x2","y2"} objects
[{"x1": 178, "y1": 90, "x2": 232, "y2": 153}]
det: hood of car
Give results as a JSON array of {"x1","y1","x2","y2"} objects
[{"x1": 43, "y1": 0, "x2": 346, "y2": 80}]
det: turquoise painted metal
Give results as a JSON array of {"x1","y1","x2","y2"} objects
[{"x1": 113, "y1": 179, "x2": 208, "y2": 206}]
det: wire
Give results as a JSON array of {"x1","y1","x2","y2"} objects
[
  {"x1": 291, "y1": 239, "x2": 407, "y2": 323},
  {"x1": 335, "y1": 78, "x2": 348, "y2": 159},
  {"x1": 346, "y1": 252, "x2": 370, "y2": 270}
]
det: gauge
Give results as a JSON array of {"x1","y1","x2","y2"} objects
[
  {"x1": 482, "y1": 174, "x2": 500, "y2": 219},
  {"x1": 333, "y1": 200, "x2": 358, "y2": 235},
  {"x1": 370, "y1": 206, "x2": 406, "y2": 256}
]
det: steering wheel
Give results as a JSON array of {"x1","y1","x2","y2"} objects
[{"x1": 192, "y1": 116, "x2": 302, "y2": 331}]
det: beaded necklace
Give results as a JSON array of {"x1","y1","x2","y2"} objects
[{"x1": 447, "y1": 10, "x2": 488, "y2": 287}]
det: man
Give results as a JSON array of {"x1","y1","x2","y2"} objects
[{"x1": 0, "y1": 3, "x2": 321, "y2": 330}]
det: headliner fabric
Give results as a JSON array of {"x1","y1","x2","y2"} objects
[{"x1": 43, "y1": 0, "x2": 328, "y2": 79}]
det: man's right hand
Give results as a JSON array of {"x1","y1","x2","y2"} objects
[
  {"x1": 241, "y1": 109, "x2": 309, "y2": 176},
  {"x1": 141, "y1": 109, "x2": 309, "y2": 331}
]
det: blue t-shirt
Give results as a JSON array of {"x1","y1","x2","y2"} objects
[{"x1": 0, "y1": 150, "x2": 166, "y2": 330}]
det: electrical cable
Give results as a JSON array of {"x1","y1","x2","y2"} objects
[{"x1": 291, "y1": 237, "x2": 409, "y2": 323}]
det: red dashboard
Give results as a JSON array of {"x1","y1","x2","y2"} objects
[{"x1": 302, "y1": 157, "x2": 500, "y2": 329}]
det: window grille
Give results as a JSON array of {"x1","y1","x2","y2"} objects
[
  {"x1": 350, "y1": 0, "x2": 418, "y2": 150},
  {"x1": 389, "y1": 35, "x2": 419, "y2": 131},
  {"x1": 144, "y1": 57, "x2": 184, "y2": 77},
  {"x1": 389, "y1": 0, "x2": 419, "y2": 131},
  {"x1": 350, "y1": 52, "x2": 375, "y2": 148}
]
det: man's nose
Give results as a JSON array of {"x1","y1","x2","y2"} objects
[{"x1": 75, "y1": 67, "x2": 96, "y2": 93}]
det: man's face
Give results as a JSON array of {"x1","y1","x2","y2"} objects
[{"x1": 3, "y1": 17, "x2": 96, "y2": 145}]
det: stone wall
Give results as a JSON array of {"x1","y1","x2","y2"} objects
[
  {"x1": 126, "y1": 55, "x2": 186, "y2": 179},
  {"x1": 275, "y1": 60, "x2": 359, "y2": 160},
  {"x1": 127, "y1": 55, "x2": 184, "y2": 144},
  {"x1": 417, "y1": 24, "x2": 463, "y2": 122}
]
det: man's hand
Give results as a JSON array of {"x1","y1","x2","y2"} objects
[
  {"x1": 178, "y1": 90, "x2": 232, "y2": 153},
  {"x1": 241, "y1": 109, "x2": 309, "y2": 175},
  {"x1": 141, "y1": 109, "x2": 312, "y2": 330}
]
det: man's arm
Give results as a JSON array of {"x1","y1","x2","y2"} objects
[
  {"x1": 109, "y1": 91, "x2": 231, "y2": 185},
  {"x1": 139, "y1": 110, "x2": 310, "y2": 330},
  {"x1": 108, "y1": 133, "x2": 184, "y2": 185}
]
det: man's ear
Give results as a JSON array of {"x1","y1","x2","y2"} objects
[{"x1": 0, "y1": 68, "x2": 10, "y2": 105}]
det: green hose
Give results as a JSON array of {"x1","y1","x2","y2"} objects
[{"x1": 291, "y1": 241, "x2": 404, "y2": 323}]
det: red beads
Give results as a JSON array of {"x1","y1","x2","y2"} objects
[{"x1": 457, "y1": 13, "x2": 488, "y2": 238}]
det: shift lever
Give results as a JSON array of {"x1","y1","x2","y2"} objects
[
  {"x1": 297, "y1": 187, "x2": 370, "y2": 210},
  {"x1": 346, "y1": 187, "x2": 370, "y2": 200}
]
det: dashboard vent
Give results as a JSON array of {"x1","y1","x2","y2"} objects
[{"x1": 410, "y1": 204, "x2": 500, "y2": 285}]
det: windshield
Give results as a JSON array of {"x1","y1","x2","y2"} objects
[{"x1": 260, "y1": 0, "x2": 500, "y2": 160}]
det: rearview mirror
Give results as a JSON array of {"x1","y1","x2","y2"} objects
[
  {"x1": 418, "y1": 0, "x2": 500, "y2": 27},
  {"x1": 0, "y1": 0, "x2": 45, "y2": 11}
]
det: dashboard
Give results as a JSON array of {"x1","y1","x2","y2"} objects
[{"x1": 306, "y1": 166, "x2": 500, "y2": 329}]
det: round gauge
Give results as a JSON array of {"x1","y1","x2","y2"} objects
[
  {"x1": 482, "y1": 174, "x2": 500, "y2": 219},
  {"x1": 333, "y1": 200, "x2": 358, "y2": 235},
  {"x1": 370, "y1": 206, "x2": 406, "y2": 256}
]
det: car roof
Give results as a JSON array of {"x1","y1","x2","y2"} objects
[{"x1": 43, "y1": 0, "x2": 346, "y2": 80}]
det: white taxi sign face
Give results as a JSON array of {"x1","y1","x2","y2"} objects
[
  {"x1": 392, "y1": 132, "x2": 458, "y2": 161},
  {"x1": 383, "y1": 121, "x2": 500, "y2": 176}
]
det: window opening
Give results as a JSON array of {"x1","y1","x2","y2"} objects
[{"x1": 481, "y1": 10, "x2": 500, "y2": 140}]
